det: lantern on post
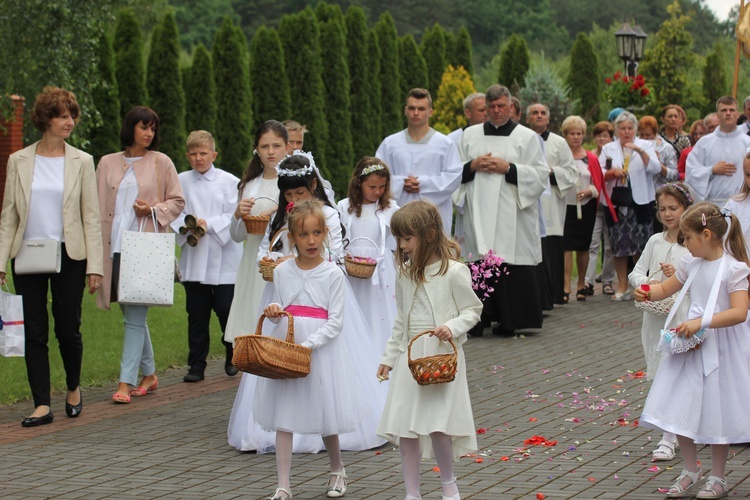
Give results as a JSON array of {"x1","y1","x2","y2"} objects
[{"x1": 615, "y1": 22, "x2": 647, "y2": 77}]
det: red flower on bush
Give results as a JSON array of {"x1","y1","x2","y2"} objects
[{"x1": 603, "y1": 72, "x2": 652, "y2": 108}]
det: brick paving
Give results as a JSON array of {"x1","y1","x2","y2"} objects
[{"x1": 1, "y1": 286, "x2": 749, "y2": 499}]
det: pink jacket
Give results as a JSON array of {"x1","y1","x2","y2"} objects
[{"x1": 96, "y1": 151, "x2": 184, "y2": 308}]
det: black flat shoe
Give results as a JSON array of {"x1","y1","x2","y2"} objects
[
  {"x1": 21, "y1": 412, "x2": 54, "y2": 428},
  {"x1": 467, "y1": 322, "x2": 485, "y2": 337},
  {"x1": 492, "y1": 325, "x2": 515, "y2": 337},
  {"x1": 225, "y1": 362, "x2": 239, "y2": 377},
  {"x1": 65, "y1": 394, "x2": 83, "y2": 418},
  {"x1": 183, "y1": 372, "x2": 204, "y2": 383}
]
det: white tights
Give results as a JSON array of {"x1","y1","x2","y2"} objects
[
  {"x1": 400, "y1": 433, "x2": 459, "y2": 498},
  {"x1": 275, "y1": 431, "x2": 344, "y2": 492}
]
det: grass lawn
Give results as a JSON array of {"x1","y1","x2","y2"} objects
[{"x1": 0, "y1": 276, "x2": 226, "y2": 405}]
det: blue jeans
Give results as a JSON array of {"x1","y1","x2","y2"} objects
[{"x1": 119, "y1": 304, "x2": 155, "y2": 386}]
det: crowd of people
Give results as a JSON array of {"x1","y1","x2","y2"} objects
[{"x1": 2, "y1": 82, "x2": 750, "y2": 500}]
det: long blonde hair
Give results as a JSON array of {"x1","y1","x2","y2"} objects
[{"x1": 390, "y1": 200, "x2": 460, "y2": 285}]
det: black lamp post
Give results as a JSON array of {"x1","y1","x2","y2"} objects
[{"x1": 615, "y1": 22, "x2": 647, "y2": 77}]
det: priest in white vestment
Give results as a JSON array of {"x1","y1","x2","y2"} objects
[
  {"x1": 528, "y1": 103, "x2": 579, "y2": 306},
  {"x1": 458, "y1": 85, "x2": 549, "y2": 335},
  {"x1": 686, "y1": 96, "x2": 750, "y2": 205},
  {"x1": 376, "y1": 88, "x2": 462, "y2": 236}
]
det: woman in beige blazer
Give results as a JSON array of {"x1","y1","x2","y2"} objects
[
  {"x1": 96, "y1": 106, "x2": 184, "y2": 404},
  {"x1": 0, "y1": 86, "x2": 103, "y2": 427}
]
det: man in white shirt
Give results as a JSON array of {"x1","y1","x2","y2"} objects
[
  {"x1": 458, "y1": 84, "x2": 548, "y2": 336},
  {"x1": 686, "y1": 96, "x2": 750, "y2": 205},
  {"x1": 527, "y1": 103, "x2": 578, "y2": 306},
  {"x1": 376, "y1": 88, "x2": 463, "y2": 235},
  {"x1": 449, "y1": 93, "x2": 487, "y2": 252},
  {"x1": 172, "y1": 131, "x2": 243, "y2": 382},
  {"x1": 742, "y1": 96, "x2": 750, "y2": 134},
  {"x1": 447, "y1": 93, "x2": 487, "y2": 145}
]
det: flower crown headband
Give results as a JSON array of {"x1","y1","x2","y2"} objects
[
  {"x1": 276, "y1": 150, "x2": 316, "y2": 177},
  {"x1": 666, "y1": 183, "x2": 693, "y2": 206},
  {"x1": 359, "y1": 163, "x2": 386, "y2": 177}
]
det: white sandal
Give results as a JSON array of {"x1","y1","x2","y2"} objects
[
  {"x1": 326, "y1": 469, "x2": 347, "y2": 498},
  {"x1": 696, "y1": 476, "x2": 728, "y2": 499},
  {"x1": 652, "y1": 439, "x2": 677, "y2": 461},
  {"x1": 666, "y1": 468, "x2": 702, "y2": 498},
  {"x1": 266, "y1": 487, "x2": 292, "y2": 500}
]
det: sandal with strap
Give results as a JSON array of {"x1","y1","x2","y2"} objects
[
  {"x1": 666, "y1": 468, "x2": 702, "y2": 498},
  {"x1": 326, "y1": 469, "x2": 347, "y2": 498},
  {"x1": 602, "y1": 282, "x2": 615, "y2": 295},
  {"x1": 696, "y1": 476, "x2": 728, "y2": 499},
  {"x1": 576, "y1": 288, "x2": 587, "y2": 301},
  {"x1": 266, "y1": 487, "x2": 292, "y2": 500},
  {"x1": 652, "y1": 439, "x2": 677, "y2": 461},
  {"x1": 562, "y1": 292, "x2": 570, "y2": 304}
]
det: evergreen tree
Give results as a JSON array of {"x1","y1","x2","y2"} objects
[
  {"x1": 398, "y1": 35, "x2": 429, "y2": 108},
  {"x1": 212, "y1": 16, "x2": 252, "y2": 176},
  {"x1": 520, "y1": 56, "x2": 575, "y2": 133},
  {"x1": 703, "y1": 42, "x2": 727, "y2": 115},
  {"x1": 89, "y1": 31, "x2": 121, "y2": 162},
  {"x1": 421, "y1": 23, "x2": 447, "y2": 100},
  {"x1": 114, "y1": 8, "x2": 148, "y2": 119},
  {"x1": 367, "y1": 30, "x2": 383, "y2": 153},
  {"x1": 398, "y1": 34, "x2": 428, "y2": 129},
  {"x1": 279, "y1": 9, "x2": 329, "y2": 176},
  {"x1": 345, "y1": 5, "x2": 374, "y2": 161},
  {"x1": 315, "y1": 2, "x2": 353, "y2": 196},
  {"x1": 249, "y1": 26, "x2": 291, "y2": 130},
  {"x1": 374, "y1": 12, "x2": 402, "y2": 138},
  {"x1": 184, "y1": 44, "x2": 217, "y2": 135},
  {"x1": 640, "y1": 1, "x2": 696, "y2": 111},
  {"x1": 499, "y1": 34, "x2": 530, "y2": 96},
  {"x1": 454, "y1": 26, "x2": 474, "y2": 76},
  {"x1": 147, "y1": 12, "x2": 186, "y2": 169},
  {"x1": 433, "y1": 65, "x2": 477, "y2": 134},
  {"x1": 444, "y1": 30, "x2": 456, "y2": 75},
  {"x1": 567, "y1": 33, "x2": 600, "y2": 121}
]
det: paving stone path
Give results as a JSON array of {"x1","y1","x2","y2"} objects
[{"x1": 1, "y1": 286, "x2": 749, "y2": 499}]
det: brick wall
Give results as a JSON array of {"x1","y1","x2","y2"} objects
[{"x1": 0, "y1": 96, "x2": 25, "y2": 213}]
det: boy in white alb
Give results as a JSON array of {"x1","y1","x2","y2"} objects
[
  {"x1": 171, "y1": 131, "x2": 243, "y2": 382},
  {"x1": 375, "y1": 88, "x2": 462, "y2": 236}
]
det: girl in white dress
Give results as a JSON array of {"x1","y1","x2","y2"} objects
[
  {"x1": 723, "y1": 152, "x2": 750, "y2": 252},
  {"x1": 377, "y1": 200, "x2": 483, "y2": 500},
  {"x1": 337, "y1": 157, "x2": 399, "y2": 351},
  {"x1": 628, "y1": 183, "x2": 692, "y2": 462},
  {"x1": 224, "y1": 120, "x2": 287, "y2": 346},
  {"x1": 228, "y1": 153, "x2": 385, "y2": 453},
  {"x1": 635, "y1": 202, "x2": 750, "y2": 499},
  {"x1": 259, "y1": 200, "x2": 368, "y2": 500}
]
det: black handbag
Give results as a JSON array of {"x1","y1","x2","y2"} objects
[{"x1": 610, "y1": 176, "x2": 633, "y2": 207}]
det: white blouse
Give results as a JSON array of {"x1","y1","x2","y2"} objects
[{"x1": 24, "y1": 156, "x2": 65, "y2": 241}]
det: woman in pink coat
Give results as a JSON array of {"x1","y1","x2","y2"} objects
[{"x1": 96, "y1": 106, "x2": 184, "y2": 404}]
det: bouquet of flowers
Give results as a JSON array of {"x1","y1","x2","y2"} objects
[
  {"x1": 602, "y1": 72, "x2": 652, "y2": 109},
  {"x1": 468, "y1": 250, "x2": 505, "y2": 301}
]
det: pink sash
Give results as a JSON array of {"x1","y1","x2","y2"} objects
[{"x1": 285, "y1": 305, "x2": 329, "y2": 319}]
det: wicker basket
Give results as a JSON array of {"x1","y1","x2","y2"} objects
[
  {"x1": 344, "y1": 236, "x2": 378, "y2": 279},
  {"x1": 232, "y1": 311, "x2": 311, "y2": 379},
  {"x1": 407, "y1": 330, "x2": 458, "y2": 386},
  {"x1": 633, "y1": 276, "x2": 674, "y2": 317},
  {"x1": 259, "y1": 229, "x2": 288, "y2": 282},
  {"x1": 634, "y1": 295, "x2": 675, "y2": 316},
  {"x1": 242, "y1": 196, "x2": 278, "y2": 234}
]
